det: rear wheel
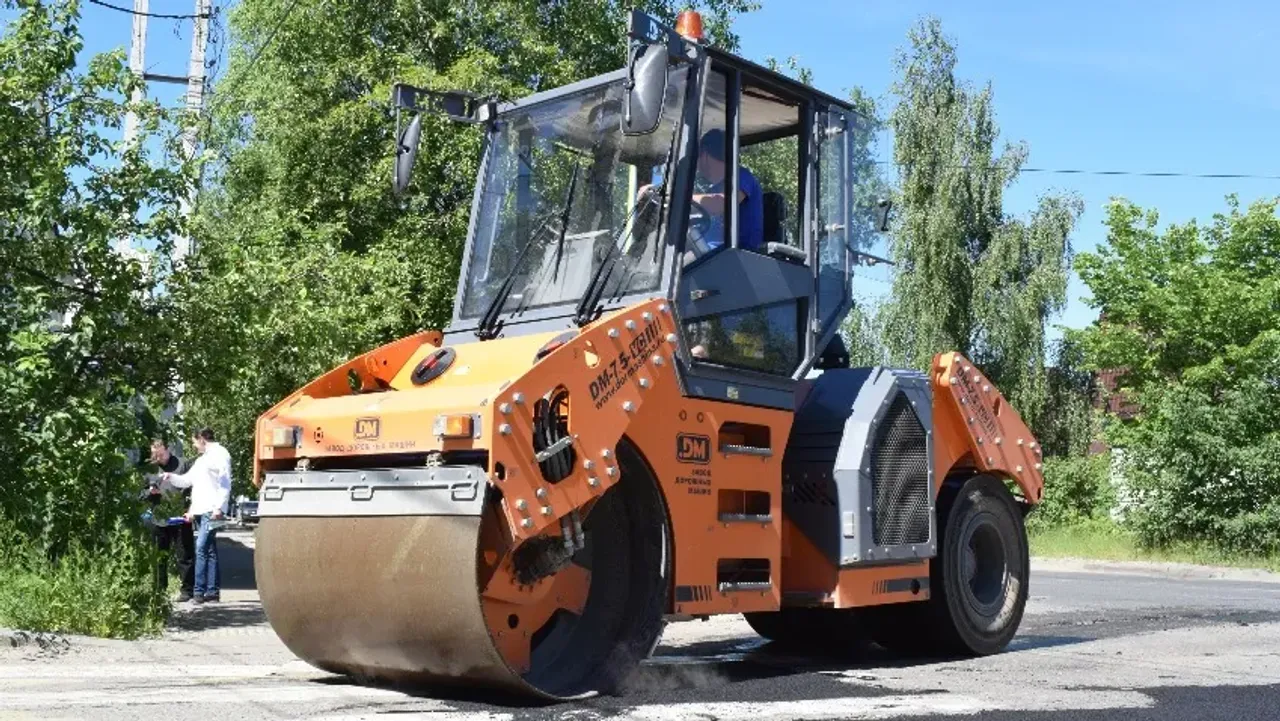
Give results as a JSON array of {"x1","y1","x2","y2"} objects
[{"x1": 869, "y1": 474, "x2": 1029, "y2": 656}]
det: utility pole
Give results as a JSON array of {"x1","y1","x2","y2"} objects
[
  {"x1": 171, "y1": 0, "x2": 213, "y2": 417},
  {"x1": 122, "y1": 0, "x2": 149, "y2": 149},
  {"x1": 175, "y1": 0, "x2": 212, "y2": 263},
  {"x1": 121, "y1": 0, "x2": 212, "y2": 262},
  {"x1": 117, "y1": 1, "x2": 213, "y2": 418}
]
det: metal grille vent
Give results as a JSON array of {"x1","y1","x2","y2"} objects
[
  {"x1": 785, "y1": 474, "x2": 837, "y2": 507},
  {"x1": 870, "y1": 393, "x2": 930, "y2": 546}
]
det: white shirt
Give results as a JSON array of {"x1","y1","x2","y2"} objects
[{"x1": 164, "y1": 441, "x2": 232, "y2": 516}]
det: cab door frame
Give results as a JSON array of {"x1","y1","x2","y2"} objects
[
  {"x1": 799, "y1": 104, "x2": 856, "y2": 379},
  {"x1": 671, "y1": 52, "x2": 833, "y2": 411}
]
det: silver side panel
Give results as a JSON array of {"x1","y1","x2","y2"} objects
[
  {"x1": 258, "y1": 465, "x2": 487, "y2": 518},
  {"x1": 834, "y1": 368, "x2": 936, "y2": 565}
]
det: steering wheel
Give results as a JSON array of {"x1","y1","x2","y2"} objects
[{"x1": 684, "y1": 198, "x2": 713, "y2": 259}]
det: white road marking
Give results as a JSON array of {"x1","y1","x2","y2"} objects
[
  {"x1": 0, "y1": 664, "x2": 286, "y2": 679},
  {"x1": 312, "y1": 696, "x2": 993, "y2": 721},
  {"x1": 0, "y1": 683, "x2": 439, "y2": 709}
]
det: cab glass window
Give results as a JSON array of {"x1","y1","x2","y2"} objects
[{"x1": 684, "y1": 300, "x2": 802, "y2": 376}]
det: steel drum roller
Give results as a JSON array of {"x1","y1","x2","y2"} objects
[{"x1": 254, "y1": 456, "x2": 667, "y2": 700}]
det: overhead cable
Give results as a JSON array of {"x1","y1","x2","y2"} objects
[
  {"x1": 876, "y1": 160, "x2": 1280, "y2": 181},
  {"x1": 86, "y1": 0, "x2": 211, "y2": 20}
]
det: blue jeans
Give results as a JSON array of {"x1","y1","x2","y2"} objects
[{"x1": 194, "y1": 514, "x2": 221, "y2": 598}]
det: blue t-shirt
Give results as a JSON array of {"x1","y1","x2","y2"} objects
[{"x1": 703, "y1": 166, "x2": 764, "y2": 252}]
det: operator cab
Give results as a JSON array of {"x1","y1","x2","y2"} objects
[
  {"x1": 675, "y1": 46, "x2": 878, "y2": 409},
  {"x1": 392, "y1": 10, "x2": 882, "y2": 410}
]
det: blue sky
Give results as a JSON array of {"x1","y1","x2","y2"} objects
[
  {"x1": 732, "y1": 1, "x2": 1280, "y2": 336},
  {"x1": 68, "y1": 1, "x2": 228, "y2": 109},
  {"x1": 48, "y1": 0, "x2": 1280, "y2": 336}
]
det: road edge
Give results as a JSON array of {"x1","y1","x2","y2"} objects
[{"x1": 1032, "y1": 555, "x2": 1280, "y2": 584}]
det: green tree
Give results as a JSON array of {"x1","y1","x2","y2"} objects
[
  {"x1": 176, "y1": 0, "x2": 759, "y2": 491},
  {"x1": 1, "y1": 0, "x2": 192, "y2": 548},
  {"x1": 1037, "y1": 336, "x2": 1098, "y2": 458},
  {"x1": 1075, "y1": 197, "x2": 1280, "y2": 391},
  {"x1": 0, "y1": 0, "x2": 192, "y2": 636},
  {"x1": 876, "y1": 17, "x2": 1082, "y2": 441},
  {"x1": 1074, "y1": 196, "x2": 1280, "y2": 551}
]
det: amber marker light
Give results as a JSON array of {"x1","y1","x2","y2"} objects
[
  {"x1": 675, "y1": 9, "x2": 704, "y2": 42},
  {"x1": 435, "y1": 413, "x2": 475, "y2": 439}
]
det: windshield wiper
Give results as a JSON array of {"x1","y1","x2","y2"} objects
[
  {"x1": 551, "y1": 164, "x2": 581, "y2": 282},
  {"x1": 474, "y1": 167, "x2": 581, "y2": 340},
  {"x1": 573, "y1": 181, "x2": 664, "y2": 327}
]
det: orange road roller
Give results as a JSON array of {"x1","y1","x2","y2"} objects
[{"x1": 252, "y1": 10, "x2": 1045, "y2": 701}]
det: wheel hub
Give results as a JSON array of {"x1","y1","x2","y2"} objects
[{"x1": 959, "y1": 512, "x2": 1008, "y2": 618}]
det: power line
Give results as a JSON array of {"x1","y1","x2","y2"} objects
[
  {"x1": 236, "y1": 0, "x2": 301, "y2": 85},
  {"x1": 1022, "y1": 167, "x2": 1280, "y2": 180},
  {"x1": 200, "y1": 0, "x2": 301, "y2": 169},
  {"x1": 87, "y1": 0, "x2": 211, "y2": 19},
  {"x1": 875, "y1": 160, "x2": 1280, "y2": 181},
  {"x1": 205, "y1": 3, "x2": 229, "y2": 85}
]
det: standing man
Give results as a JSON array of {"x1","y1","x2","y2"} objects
[
  {"x1": 144, "y1": 439, "x2": 196, "y2": 601},
  {"x1": 161, "y1": 427, "x2": 232, "y2": 604}
]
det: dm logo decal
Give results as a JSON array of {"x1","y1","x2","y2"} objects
[
  {"x1": 354, "y1": 417, "x2": 381, "y2": 440},
  {"x1": 676, "y1": 433, "x2": 710, "y2": 464}
]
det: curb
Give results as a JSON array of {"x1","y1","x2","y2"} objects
[
  {"x1": 2, "y1": 629, "x2": 72, "y2": 652},
  {"x1": 1031, "y1": 556, "x2": 1280, "y2": 584}
]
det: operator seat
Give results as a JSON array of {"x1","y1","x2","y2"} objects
[
  {"x1": 762, "y1": 191, "x2": 805, "y2": 264},
  {"x1": 762, "y1": 191, "x2": 787, "y2": 246}
]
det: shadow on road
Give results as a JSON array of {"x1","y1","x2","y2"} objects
[
  {"x1": 297, "y1": 630, "x2": 1096, "y2": 709},
  {"x1": 217, "y1": 530, "x2": 257, "y2": 591},
  {"x1": 165, "y1": 527, "x2": 266, "y2": 632},
  {"x1": 644, "y1": 630, "x2": 1093, "y2": 685},
  {"x1": 167, "y1": 601, "x2": 267, "y2": 631}
]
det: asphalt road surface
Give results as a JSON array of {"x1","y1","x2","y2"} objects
[{"x1": 3, "y1": 528, "x2": 1279, "y2": 721}]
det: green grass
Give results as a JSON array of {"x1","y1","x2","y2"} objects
[
  {"x1": 1030, "y1": 519, "x2": 1280, "y2": 573},
  {"x1": 0, "y1": 523, "x2": 170, "y2": 640}
]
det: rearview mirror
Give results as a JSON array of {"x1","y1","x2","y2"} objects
[
  {"x1": 623, "y1": 43, "x2": 668, "y2": 136},
  {"x1": 876, "y1": 198, "x2": 893, "y2": 232},
  {"x1": 390, "y1": 84, "x2": 494, "y2": 196},
  {"x1": 393, "y1": 113, "x2": 423, "y2": 197}
]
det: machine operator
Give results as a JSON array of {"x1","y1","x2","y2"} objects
[{"x1": 688, "y1": 128, "x2": 764, "y2": 256}]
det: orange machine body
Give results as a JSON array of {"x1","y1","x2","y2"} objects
[{"x1": 256, "y1": 298, "x2": 1042, "y2": 619}]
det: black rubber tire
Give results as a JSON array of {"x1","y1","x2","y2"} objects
[
  {"x1": 867, "y1": 474, "x2": 1029, "y2": 656},
  {"x1": 520, "y1": 440, "x2": 669, "y2": 697},
  {"x1": 932, "y1": 474, "x2": 1029, "y2": 655}
]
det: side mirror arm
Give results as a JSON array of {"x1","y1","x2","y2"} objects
[
  {"x1": 850, "y1": 248, "x2": 895, "y2": 268},
  {"x1": 391, "y1": 83, "x2": 497, "y2": 196},
  {"x1": 391, "y1": 83, "x2": 496, "y2": 124}
]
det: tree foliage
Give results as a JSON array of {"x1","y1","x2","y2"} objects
[
  {"x1": 176, "y1": 0, "x2": 759, "y2": 491},
  {"x1": 1, "y1": 0, "x2": 192, "y2": 550},
  {"x1": 1075, "y1": 196, "x2": 1280, "y2": 551},
  {"x1": 865, "y1": 17, "x2": 1083, "y2": 447},
  {"x1": 1032, "y1": 452, "x2": 1114, "y2": 529},
  {"x1": 1037, "y1": 336, "x2": 1098, "y2": 458}
]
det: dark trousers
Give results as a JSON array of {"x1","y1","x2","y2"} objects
[{"x1": 153, "y1": 522, "x2": 196, "y2": 595}]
